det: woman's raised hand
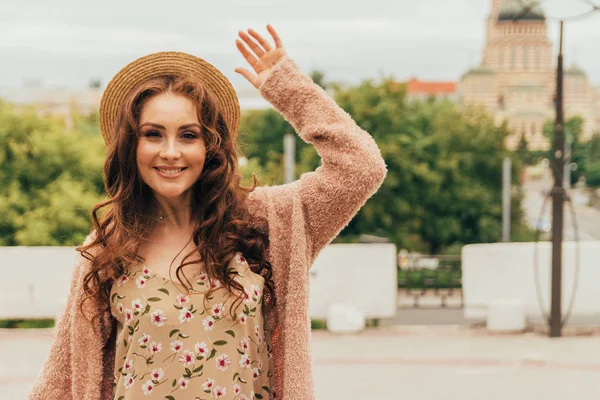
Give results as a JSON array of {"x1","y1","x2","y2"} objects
[{"x1": 234, "y1": 24, "x2": 287, "y2": 89}]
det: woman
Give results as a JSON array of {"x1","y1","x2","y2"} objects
[{"x1": 28, "y1": 25, "x2": 387, "y2": 400}]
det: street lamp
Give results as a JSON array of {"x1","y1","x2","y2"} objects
[{"x1": 513, "y1": 0, "x2": 599, "y2": 337}]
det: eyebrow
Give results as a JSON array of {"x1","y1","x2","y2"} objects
[{"x1": 139, "y1": 122, "x2": 201, "y2": 130}]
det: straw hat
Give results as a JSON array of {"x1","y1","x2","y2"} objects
[{"x1": 99, "y1": 51, "x2": 240, "y2": 147}]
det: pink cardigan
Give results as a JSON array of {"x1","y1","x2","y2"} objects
[{"x1": 28, "y1": 56, "x2": 387, "y2": 400}]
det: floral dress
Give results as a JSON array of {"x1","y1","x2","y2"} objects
[{"x1": 109, "y1": 252, "x2": 274, "y2": 400}]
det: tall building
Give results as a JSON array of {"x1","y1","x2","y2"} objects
[{"x1": 458, "y1": 0, "x2": 600, "y2": 150}]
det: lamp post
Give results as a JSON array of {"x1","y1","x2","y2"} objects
[
  {"x1": 514, "y1": 0, "x2": 599, "y2": 337},
  {"x1": 550, "y1": 19, "x2": 565, "y2": 338}
]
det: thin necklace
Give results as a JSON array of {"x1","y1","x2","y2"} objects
[{"x1": 154, "y1": 204, "x2": 192, "y2": 222}]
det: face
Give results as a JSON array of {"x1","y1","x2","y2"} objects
[{"x1": 136, "y1": 92, "x2": 206, "y2": 202}]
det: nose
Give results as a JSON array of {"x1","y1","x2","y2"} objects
[{"x1": 159, "y1": 137, "x2": 182, "y2": 160}]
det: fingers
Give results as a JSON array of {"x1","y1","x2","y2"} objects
[
  {"x1": 247, "y1": 28, "x2": 272, "y2": 52},
  {"x1": 266, "y1": 24, "x2": 283, "y2": 49},
  {"x1": 234, "y1": 67, "x2": 259, "y2": 88},
  {"x1": 239, "y1": 30, "x2": 266, "y2": 58},
  {"x1": 235, "y1": 39, "x2": 258, "y2": 68}
]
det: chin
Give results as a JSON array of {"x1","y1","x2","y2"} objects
[{"x1": 150, "y1": 186, "x2": 191, "y2": 199}]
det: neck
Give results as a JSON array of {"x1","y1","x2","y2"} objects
[{"x1": 151, "y1": 195, "x2": 194, "y2": 229}]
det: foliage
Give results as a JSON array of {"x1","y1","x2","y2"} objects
[
  {"x1": 239, "y1": 76, "x2": 532, "y2": 254},
  {"x1": 1, "y1": 71, "x2": 536, "y2": 253},
  {"x1": 0, "y1": 102, "x2": 106, "y2": 245},
  {"x1": 583, "y1": 134, "x2": 600, "y2": 187},
  {"x1": 542, "y1": 116, "x2": 587, "y2": 185},
  {"x1": 0, "y1": 319, "x2": 55, "y2": 329}
]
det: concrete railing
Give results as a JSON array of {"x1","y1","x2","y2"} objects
[
  {"x1": 1, "y1": 246, "x2": 78, "y2": 319},
  {"x1": 462, "y1": 241, "x2": 600, "y2": 325},
  {"x1": 1, "y1": 243, "x2": 398, "y2": 321}
]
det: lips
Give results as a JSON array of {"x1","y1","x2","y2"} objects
[{"x1": 153, "y1": 167, "x2": 187, "y2": 178}]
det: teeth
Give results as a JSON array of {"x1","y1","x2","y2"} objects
[{"x1": 157, "y1": 168, "x2": 183, "y2": 174}]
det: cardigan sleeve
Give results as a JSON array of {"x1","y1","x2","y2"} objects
[
  {"x1": 27, "y1": 233, "x2": 95, "y2": 400},
  {"x1": 251, "y1": 56, "x2": 388, "y2": 264}
]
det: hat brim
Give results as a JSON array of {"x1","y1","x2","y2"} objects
[{"x1": 99, "y1": 51, "x2": 240, "y2": 147}]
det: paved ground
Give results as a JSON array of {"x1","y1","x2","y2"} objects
[
  {"x1": 5, "y1": 325, "x2": 600, "y2": 400},
  {"x1": 522, "y1": 170, "x2": 600, "y2": 240}
]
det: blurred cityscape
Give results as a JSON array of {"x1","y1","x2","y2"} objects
[{"x1": 3, "y1": 0, "x2": 600, "y2": 399}]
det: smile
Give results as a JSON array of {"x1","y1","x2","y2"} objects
[{"x1": 154, "y1": 167, "x2": 187, "y2": 178}]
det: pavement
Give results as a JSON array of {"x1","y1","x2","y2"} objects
[
  {"x1": 522, "y1": 169, "x2": 600, "y2": 240},
  {"x1": 5, "y1": 324, "x2": 600, "y2": 400}
]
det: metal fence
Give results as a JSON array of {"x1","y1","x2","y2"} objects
[{"x1": 397, "y1": 254, "x2": 463, "y2": 309}]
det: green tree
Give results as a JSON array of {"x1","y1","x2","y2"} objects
[
  {"x1": 239, "y1": 76, "x2": 533, "y2": 253},
  {"x1": 543, "y1": 116, "x2": 586, "y2": 185},
  {"x1": 0, "y1": 101, "x2": 105, "y2": 245}
]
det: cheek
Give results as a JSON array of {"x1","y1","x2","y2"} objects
[
  {"x1": 135, "y1": 144, "x2": 155, "y2": 182},
  {"x1": 136, "y1": 143, "x2": 153, "y2": 166},
  {"x1": 188, "y1": 145, "x2": 207, "y2": 170}
]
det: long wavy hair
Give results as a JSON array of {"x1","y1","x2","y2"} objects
[{"x1": 76, "y1": 74, "x2": 275, "y2": 327}]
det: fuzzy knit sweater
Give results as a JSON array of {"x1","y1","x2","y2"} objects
[{"x1": 28, "y1": 55, "x2": 388, "y2": 400}]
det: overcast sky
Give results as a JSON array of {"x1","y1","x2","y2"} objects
[{"x1": 1, "y1": 0, "x2": 600, "y2": 91}]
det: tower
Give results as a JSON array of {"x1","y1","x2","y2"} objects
[
  {"x1": 483, "y1": 0, "x2": 552, "y2": 73},
  {"x1": 459, "y1": 0, "x2": 599, "y2": 151}
]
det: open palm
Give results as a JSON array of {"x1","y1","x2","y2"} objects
[{"x1": 234, "y1": 24, "x2": 288, "y2": 89}]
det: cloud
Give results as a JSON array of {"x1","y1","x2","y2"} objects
[{"x1": 0, "y1": 0, "x2": 599, "y2": 88}]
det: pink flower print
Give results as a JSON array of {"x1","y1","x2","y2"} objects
[
  {"x1": 213, "y1": 385, "x2": 227, "y2": 398},
  {"x1": 149, "y1": 341, "x2": 162, "y2": 354},
  {"x1": 117, "y1": 275, "x2": 129, "y2": 287},
  {"x1": 178, "y1": 307, "x2": 194, "y2": 323},
  {"x1": 239, "y1": 354, "x2": 251, "y2": 368},
  {"x1": 239, "y1": 338, "x2": 249, "y2": 352},
  {"x1": 252, "y1": 367, "x2": 260, "y2": 381},
  {"x1": 254, "y1": 323, "x2": 260, "y2": 336},
  {"x1": 131, "y1": 298, "x2": 144, "y2": 313},
  {"x1": 203, "y1": 316, "x2": 215, "y2": 331},
  {"x1": 178, "y1": 349, "x2": 195, "y2": 367},
  {"x1": 250, "y1": 284, "x2": 261, "y2": 298},
  {"x1": 117, "y1": 302, "x2": 124, "y2": 313},
  {"x1": 202, "y1": 378, "x2": 215, "y2": 391},
  {"x1": 195, "y1": 341, "x2": 208, "y2": 357},
  {"x1": 251, "y1": 391, "x2": 257, "y2": 400},
  {"x1": 138, "y1": 333, "x2": 151, "y2": 346},
  {"x1": 258, "y1": 360, "x2": 263, "y2": 370},
  {"x1": 122, "y1": 358, "x2": 133, "y2": 372},
  {"x1": 233, "y1": 384, "x2": 241, "y2": 395},
  {"x1": 215, "y1": 353, "x2": 232, "y2": 371},
  {"x1": 150, "y1": 368, "x2": 164, "y2": 381},
  {"x1": 178, "y1": 377, "x2": 190, "y2": 389},
  {"x1": 150, "y1": 310, "x2": 167, "y2": 327},
  {"x1": 142, "y1": 379, "x2": 154, "y2": 395},
  {"x1": 239, "y1": 395, "x2": 250, "y2": 400},
  {"x1": 239, "y1": 313, "x2": 248, "y2": 325},
  {"x1": 124, "y1": 309, "x2": 134, "y2": 325},
  {"x1": 123, "y1": 374, "x2": 134, "y2": 389},
  {"x1": 258, "y1": 334, "x2": 263, "y2": 344},
  {"x1": 211, "y1": 303, "x2": 224, "y2": 318},
  {"x1": 143, "y1": 266, "x2": 151, "y2": 277},
  {"x1": 197, "y1": 272, "x2": 207, "y2": 282},
  {"x1": 210, "y1": 278, "x2": 223, "y2": 289},
  {"x1": 243, "y1": 290, "x2": 252, "y2": 304},
  {"x1": 236, "y1": 253, "x2": 247, "y2": 264},
  {"x1": 136, "y1": 276, "x2": 147, "y2": 289},
  {"x1": 175, "y1": 293, "x2": 190, "y2": 306},
  {"x1": 170, "y1": 340, "x2": 183, "y2": 353}
]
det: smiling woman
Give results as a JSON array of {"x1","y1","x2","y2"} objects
[
  {"x1": 28, "y1": 25, "x2": 387, "y2": 400},
  {"x1": 136, "y1": 92, "x2": 207, "y2": 202}
]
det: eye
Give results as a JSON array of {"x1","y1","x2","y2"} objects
[
  {"x1": 182, "y1": 132, "x2": 198, "y2": 139},
  {"x1": 144, "y1": 130, "x2": 160, "y2": 137}
]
